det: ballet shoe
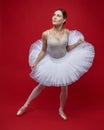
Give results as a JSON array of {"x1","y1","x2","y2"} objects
[
  {"x1": 59, "y1": 109, "x2": 67, "y2": 120},
  {"x1": 16, "y1": 105, "x2": 27, "y2": 116}
]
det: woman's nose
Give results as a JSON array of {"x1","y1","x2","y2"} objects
[{"x1": 54, "y1": 16, "x2": 57, "y2": 19}]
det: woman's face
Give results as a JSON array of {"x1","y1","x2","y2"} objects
[{"x1": 52, "y1": 10, "x2": 66, "y2": 26}]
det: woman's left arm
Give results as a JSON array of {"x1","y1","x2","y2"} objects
[{"x1": 66, "y1": 39, "x2": 83, "y2": 51}]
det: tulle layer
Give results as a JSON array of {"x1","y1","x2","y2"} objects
[{"x1": 29, "y1": 30, "x2": 95, "y2": 87}]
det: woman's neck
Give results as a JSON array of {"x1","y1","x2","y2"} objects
[{"x1": 53, "y1": 25, "x2": 64, "y2": 32}]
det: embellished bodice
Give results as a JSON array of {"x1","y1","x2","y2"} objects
[{"x1": 47, "y1": 32, "x2": 68, "y2": 58}]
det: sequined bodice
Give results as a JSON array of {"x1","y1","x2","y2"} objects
[{"x1": 47, "y1": 32, "x2": 68, "y2": 58}]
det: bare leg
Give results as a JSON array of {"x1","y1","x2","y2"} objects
[
  {"x1": 59, "y1": 86, "x2": 68, "y2": 120},
  {"x1": 17, "y1": 84, "x2": 45, "y2": 116},
  {"x1": 24, "y1": 84, "x2": 45, "y2": 106}
]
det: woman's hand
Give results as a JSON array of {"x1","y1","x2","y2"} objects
[
  {"x1": 66, "y1": 38, "x2": 84, "y2": 52},
  {"x1": 31, "y1": 62, "x2": 38, "y2": 69},
  {"x1": 77, "y1": 38, "x2": 84, "y2": 44}
]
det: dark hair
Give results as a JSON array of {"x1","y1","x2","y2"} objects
[{"x1": 55, "y1": 8, "x2": 67, "y2": 24}]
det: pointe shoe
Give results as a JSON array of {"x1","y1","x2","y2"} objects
[
  {"x1": 16, "y1": 105, "x2": 27, "y2": 116},
  {"x1": 59, "y1": 109, "x2": 67, "y2": 120}
]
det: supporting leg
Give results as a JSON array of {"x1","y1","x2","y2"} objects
[{"x1": 59, "y1": 86, "x2": 68, "y2": 120}]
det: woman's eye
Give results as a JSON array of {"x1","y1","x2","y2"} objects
[
  {"x1": 57, "y1": 14, "x2": 60, "y2": 17},
  {"x1": 53, "y1": 13, "x2": 61, "y2": 17}
]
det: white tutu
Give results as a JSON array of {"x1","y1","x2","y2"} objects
[{"x1": 29, "y1": 30, "x2": 95, "y2": 87}]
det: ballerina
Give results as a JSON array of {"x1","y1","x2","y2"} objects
[{"x1": 17, "y1": 8, "x2": 95, "y2": 120}]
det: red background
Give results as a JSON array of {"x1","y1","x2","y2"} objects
[{"x1": 1, "y1": 0, "x2": 104, "y2": 130}]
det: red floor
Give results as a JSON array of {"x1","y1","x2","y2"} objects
[{"x1": 1, "y1": 67, "x2": 104, "y2": 130}]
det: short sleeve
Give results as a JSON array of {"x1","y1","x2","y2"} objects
[{"x1": 68, "y1": 30, "x2": 84, "y2": 45}]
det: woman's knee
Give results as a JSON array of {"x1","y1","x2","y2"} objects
[
  {"x1": 61, "y1": 86, "x2": 68, "y2": 92},
  {"x1": 37, "y1": 84, "x2": 45, "y2": 90},
  {"x1": 61, "y1": 86, "x2": 68, "y2": 96}
]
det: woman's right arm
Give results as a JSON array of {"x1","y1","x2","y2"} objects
[{"x1": 31, "y1": 31, "x2": 47, "y2": 68}]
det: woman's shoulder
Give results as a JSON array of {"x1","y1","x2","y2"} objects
[
  {"x1": 42, "y1": 29, "x2": 50, "y2": 39},
  {"x1": 42, "y1": 30, "x2": 48, "y2": 36},
  {"x1": 64, "y1": 28, "x2": 70, "y2": 35}
]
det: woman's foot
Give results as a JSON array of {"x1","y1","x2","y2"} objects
[
  {"x1": 59, "y1": 108, "x2": 67, "y2": 120},
  {"x1": 16, "y1": 105, "x2": 28, "y2": 116}
]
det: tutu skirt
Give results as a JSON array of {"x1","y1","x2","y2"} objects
[{"x1": 29, "y1": 30, "x2": 95, "y2": 87}]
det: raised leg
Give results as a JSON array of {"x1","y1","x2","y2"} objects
[{"x1": 17, "y1": 84, "x2": 45, "y2": 116}]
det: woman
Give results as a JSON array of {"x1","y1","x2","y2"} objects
[{"x1": 16, "y1": 9, "x2": 95, "y2": 120}]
